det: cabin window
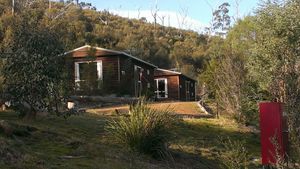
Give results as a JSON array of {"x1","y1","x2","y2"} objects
[
  {"x1": 134, "y1": 65, "x2": 143, "y2": 97},
  {"x1": 147, "y1": 69, "x2": 150, "y2": 75},
  {"x1": 147, "y1": 83, "x2": 151, "y2": 88},
  {"x1": 191, "y1": 83, "x2": 193, "y2": 87},
  {"x1": 74, "y1": 60, "x2": 103, "y2": 90},
  {"x1": 155, "y1": 78, "x2": 168, "y2": 98}
]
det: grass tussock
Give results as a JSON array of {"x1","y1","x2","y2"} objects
[
  {"x1": 218, "y1": 137, "x2": 250, "y2": 169},
  {"x1": 106, "y1": 99, "x2": 175, "y2": 159}
]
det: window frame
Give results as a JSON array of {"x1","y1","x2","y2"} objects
[
  {"x1": 154, "y1": 78, "x2": 168, "y2": 98},
  {"x1": 74, "y1": 60, "x2": 103, "y2": 89}
]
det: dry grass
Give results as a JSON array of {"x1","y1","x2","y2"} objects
[{"x1": 87, "y1": 101, "x2": 207, "y2": 117}]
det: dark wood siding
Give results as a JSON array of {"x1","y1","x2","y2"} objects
[
  {"x1": 179, "y1": 76, "x2": 196, "y2": 101},
  {"x1": 167, "y1": 76, "x2": 180, "y2": 100},
  {"x1": 154, "y1": 75, "x2": 179, "y2": 100},
  {"x1": 154, "y1": 69, "x2": 196, "y2": 101},
  {"x1": 119, "y1": 56, "x2": 134, "y2": 96},
  {"x1": 67, "y1": 46, "x2": 156, "y2": 97},
  {"x1": 179, "y1": 75, "x2": 186, "y2": 101},
  {"x1": 133, "y1": 59, "x2": 155, "y2": 97},
  {"x1": 72, "y1": 56, "x2": 120, "y2": 95}
]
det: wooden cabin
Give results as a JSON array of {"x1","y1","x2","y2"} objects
[
  {"x1": 65, "y1": 45, "x2": 157, "y2": 97},
  {"x1": 154, "y1": 68, "x2": 197, "y2": 101}
]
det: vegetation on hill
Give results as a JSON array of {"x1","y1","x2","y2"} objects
[
  {"x1": 0, "y1": 0, "x2": 209, "y2": 79},
  {"x1": 0, "y1": 0, "x2": 209, "y2": 118},
  {"x1": 200, "y1": 0, "x2": 300, "y2": 165}
]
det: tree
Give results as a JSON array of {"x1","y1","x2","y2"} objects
[
  {"x1": 0, "y1": 58, "x2": 4, "y2": 100},
  {"x1": 201, "y1": 16, "x2": 264, "y2": 124},
  {"x1": 2, "y1": 14, "x2": 65, "y2": 119},
  {"x1": 212, "y1": 2, "x2": 231, "y2": 36},
  {"x1": 250, "y1": 0, "x2": 300, "y2": 162}
]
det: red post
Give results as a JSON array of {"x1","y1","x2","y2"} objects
[{"x1": 259, "y1": 102, "x2": 288, "y2": 165}]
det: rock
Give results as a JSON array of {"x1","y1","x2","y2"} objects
[
  {"x1": 1, "y1": 104, "x2": 6, "y2": 111},
  {"x1": 59, "y1": 155, "x2": 86, "y2": 159}
]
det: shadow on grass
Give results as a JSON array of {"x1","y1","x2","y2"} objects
[
  {"x1": 167, "y1": 118, "x2": 260, "y2": 169},
  {"x1": 0, "y1": 111, "x2": 260, "y2": 169}
]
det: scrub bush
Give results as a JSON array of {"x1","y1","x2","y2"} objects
[{"x1": 106, "y1": 99, "x2": 174, "y2": 159}]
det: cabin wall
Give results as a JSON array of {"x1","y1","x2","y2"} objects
[
  {"x1": 179, "y1": 76, "x2": 196, "y2": 101},
  {"x1": 68, "y1": 54, "x2": 155, "y2": 97},
  {"x1": 179, "y1": 76, "x2": 186, "y2": 101},
  {"x1": 154, "y1": 75, "x2": 180, "y2": 100},
  {"x1": 132, "y1": 60, "x2": 155, "y2": 97},
  {"x1": 71, "y1": 56, "x2": 121, "y2": 96},
  {"x1": 189, "y1": 81, "x2": 196, "y2": 101},
  {"x1": 118, "y1": 56, "x2": 134, "y2": 96}
]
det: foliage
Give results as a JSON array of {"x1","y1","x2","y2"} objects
[
  {"x1": 202, "y1": 0, "x2": 300, "y2": 163},
  {"x1": 106, "y1": 99, "x2": 174, "y2": 159},
  {"x1": 212, "y1": 2, "x2": 231, "y2": 36},
  {"x1": 201, "y1": 17, "x2": 262, "y2": 124},
  {"x1": 251, "y1": 0, "x2": 300, "y2": 162},
  {"x1": 0, "y1": 0, "x2": 209, "y2": 81},
  {"x1": 218, "y1": 137, "x2": 250, "y2": 169},
  {"x1": 0, "y1": 59, "x2": 4, "y2": 98},
  {"x1": 2, "y1": 10, "x2": 65, "y2": 119}
]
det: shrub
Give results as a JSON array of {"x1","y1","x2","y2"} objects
[
  {"x1": 106, "y1": 99, "x2": 174, "y2": 159},
  {"x1": 218, "y1": 137, "x2": 250, "y2": 169}
]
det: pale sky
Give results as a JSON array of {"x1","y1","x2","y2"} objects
[{"x1": 79, "y1": 0, "x2": 260, "y2": 32}]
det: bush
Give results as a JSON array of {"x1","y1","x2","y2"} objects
[
  {"x1": 106, "y1": 99, "x2": 174, "y2": 159},
  {"x1": 218, "y1": 137, "x2": 250, "y2": 169}
]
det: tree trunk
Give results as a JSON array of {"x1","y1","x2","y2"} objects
[
  {"x1": 24, "y1": 109, "x2": 37, "y2": 121},
  {"x1": 22, "y1": 101, "x2": 37, "y2": 120},
  {"x1": 216, "y1": 102, "x2": 219, "y2": 119}
]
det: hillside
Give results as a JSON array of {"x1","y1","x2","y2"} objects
[{"x1": 0, "y1": 0, "x2": 209, "y2": 80}]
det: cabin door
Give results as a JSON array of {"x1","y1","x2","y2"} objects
[
  {"x1": 155, "y1": 78, "x2": 168, "y2": 99},
  {"x1": 185, "y1": 81, "x2": 190, "y2": 101},
  {"x1": 134, "y1": 65, "x2": 143, "y2": 97}
]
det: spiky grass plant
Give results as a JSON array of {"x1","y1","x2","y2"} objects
[
  {"x1": 218, "y1": 137, "x2": 250, "y2": 169},
  {"x1": 106, "y1": 99, "x2": 174, "y2": 159}
]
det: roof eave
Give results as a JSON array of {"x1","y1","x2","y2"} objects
[
  {"x1": 156, "y1": 68, "x2": 197, "y2": 81},
  {"x1": 64, "y1": 45, "x2": 157, "y2": 68},
  {"x1": 122, "y1": 52, "x2": 157, "y2": 68}
]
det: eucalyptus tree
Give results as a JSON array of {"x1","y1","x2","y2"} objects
[
  {"x1": 250, "y1": 0, "x2": 300, "y2": 162},
  {"x1": 212, "y1": 2, "x2": 231, "y2": 36}
]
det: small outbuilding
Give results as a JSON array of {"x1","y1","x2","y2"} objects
[
  {"x1": 65, "y1": 45, "x2": 157, "y2": 97},
  {"x1": 154, "y1": 68, "x2": 197, "y2": 101}
]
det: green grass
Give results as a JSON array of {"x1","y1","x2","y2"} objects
[{"x1": 0, "y1": 110, "x2": 260, "y2": 169}]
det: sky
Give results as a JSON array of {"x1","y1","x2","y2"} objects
[{"x1": 79, "y1": 0, "x2": 260, "y2": 32}]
